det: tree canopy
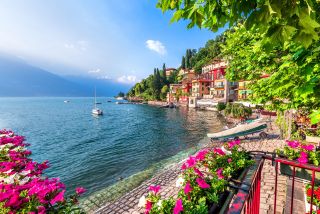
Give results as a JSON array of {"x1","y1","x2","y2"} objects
[{"x1": 157, "y1": 0, "x2": 320, "y2": 48}]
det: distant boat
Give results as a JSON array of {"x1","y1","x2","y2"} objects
[
  {"x1": 116, "y1": 97, "x2": 124, "y2": 100},
  {"x1": 95, "y1": 102, "x2": 102, "y2": 105},
  {"x1": 64, "y1": 100, "x2": 70, "y2": 103},
  {"x1": 92, "y1": 88, "x2": 103, "y2": 116}
]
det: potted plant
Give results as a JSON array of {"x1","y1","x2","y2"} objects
[
  {"x1": 276, "y1": 140, "x2": 320, "y2": 184},
  {"x1": 138, "y1": 140, "x2": 256, "y2": 214},
  {"x1": 305, "y1": 129, "x2": 320, "y2": 144}
]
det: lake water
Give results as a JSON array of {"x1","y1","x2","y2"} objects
[{"x1": 0, "y1": 97, "x2": 225, "y2": 200}]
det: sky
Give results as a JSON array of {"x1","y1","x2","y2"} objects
[{"x1": 0, "y1": 0, "x2": 224, "y2": 85}]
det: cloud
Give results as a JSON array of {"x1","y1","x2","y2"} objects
[
  {"x1": 117, "y1": 75, "x2": 138, "y2": 84},
  {"x1": 64, "y1": 40, "x2": 88, "y2": 51},
  {"x1": 88, "y1": 68, "x2": 101, "y2": 73},
  {"x1": 145, "y1": 40, "x2": 166, "y2": 55}
]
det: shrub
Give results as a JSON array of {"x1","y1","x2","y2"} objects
[
  {"x1": 0, "y1": 130, "x2": 85, "y2": 213},
  {"x1": 216, "y1": 103, "x2": 226, "y2": 112}
]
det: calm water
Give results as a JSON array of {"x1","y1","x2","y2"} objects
[{"x1": 0, "y1": 97, "x2": 225, "y2": 197}]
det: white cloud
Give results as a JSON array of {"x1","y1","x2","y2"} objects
[
  {"x1": 64, "y1": 40, "x2": 88, "y2": 51},
  {"x1": 88, "y1": 68, "x2": 101, "y2": 74},
  {"x1": 145, "y1": 40, "x2": 166, "y2": 55},
  {"x1": 117, "y1": 75, "x2": 138, "y2": 84}
]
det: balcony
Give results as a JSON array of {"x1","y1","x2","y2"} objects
[{"x1": 214, "y1": 84, "x2": 225, "y2": 89}]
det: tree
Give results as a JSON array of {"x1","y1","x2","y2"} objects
[
  {"x1": 160, "y1": 85, "x2": 169, "y2": 100},
  {"x1": 157, "y1": 0, "x2": 320, "y2": 48},
  {"x1": 221, "y1": 24, "x2": 320, "y2": 119},
  {"x1": 181, "y1": 56, "x2": 186, "y2": 69}
]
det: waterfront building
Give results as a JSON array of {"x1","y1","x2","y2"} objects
[
  {"x1": 167, "y1": 83, "x2": 183, "y2": 103},
  {"x1": 200, "y1": 59, "x2": 237, "y2": 103}
]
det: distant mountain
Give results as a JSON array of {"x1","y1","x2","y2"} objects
[
  {"x1": 0, "y1": 54, "x2": 131, "y2": 97},
  {"x1": 63, "y1": 76, "x2": 132, "y2": 97}
]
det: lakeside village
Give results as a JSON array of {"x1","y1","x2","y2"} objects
[
  {"x1": 128, "y1": 59, "x2": 265, "y2": 111},
  {"x1": 2, "y1": 1, "x2": 320, "y2": 214}
]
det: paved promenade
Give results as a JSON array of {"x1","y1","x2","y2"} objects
[{"x1": 94, "y1": 130, "x2": 305, "y2": 213}]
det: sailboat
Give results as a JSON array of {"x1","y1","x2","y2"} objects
[{"x1": 92, "y1": 88, "x2": 103, "y2": 116}]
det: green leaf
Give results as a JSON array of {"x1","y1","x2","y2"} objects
[
  {"x1": 310, "y1": 110, "x2": 320, "y2": 124},
  {"x1": 170, "y1": 10, "x2": 183, "y2": 23}
]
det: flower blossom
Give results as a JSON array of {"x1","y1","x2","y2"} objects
[
  {"x1": 213, "y1": 148, "x2": 225, "y2": 156},
  {"x1": 196, "y1": 178, "x2": 210, "y2": 189},
  {"x1": 173, "y1": 198, "x2": 183, "y2": 214},
  {"x1": 184, "y1": 181, "x2": 193, "y2": 194},
  {"x1": 145, "y1": 200, "x2": 152, "y2": 214},
  {"x1": 195, "y1": 149, "x2": 209, "y2": 161},
  {"x1": 301, "y1": 144, "x2": 315, "y2": 151},
  {"x1": 228, "y1": 158, "x2": 232, "y2": 163},
  {"x1": 297, "y1": 151, "x2": 308, "y2": 164},
  {"x1": 149, "y1": 185, "x2": 161, "y2": 194},
  {"x1": 287, "y1": 140, "x2": 300, "y2": 148},
  {"x1": 76, "y1": 187, "x2": 86, "y2": 195},
  {"x1": 175, "y1": 177, "x2": 185, "y2": 187},
  {"x1": 138, "y1": 195, "x2": 146, "y2": 208},
  {"x1": 228, "y1": 140, "x2": 241, "y2": 149},
  {"x1": 216, "y1": 168, "x2": 224, "y2": 179},
  {"x1": 193, "y1": 167, "x2": 204, "y2": 177}
]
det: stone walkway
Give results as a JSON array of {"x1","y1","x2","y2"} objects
[{"x1": 95, "y1": 131, "x2": 305, "y2": 213}]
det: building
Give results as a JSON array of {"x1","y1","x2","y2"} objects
[
  {"x1": 191, "y1": 79, "x2": 211, "y2": 98},
  {"x1": 167, "y1": 84, "x2": 182, "y2": 103},
  {"x1": 165, "y1": 68, "x2": 177, "y2": 77},
  {"x1": 200, "y1": 59, "x2": 237, "y2": 103}
]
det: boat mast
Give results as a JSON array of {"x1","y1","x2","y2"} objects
[{"x1": 94, "y1": 87, "x2": 97, "y2": 109}]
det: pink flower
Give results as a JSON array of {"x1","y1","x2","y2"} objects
[
  {"x1": 186, "y1": 156, "x2": 197, "y2": 168},
  {"x1": 184, "y1": 182, "x2": 193, "y2": 194},
  {"x1": 50, "y1": 190, "x2": 65, "y2": 205},
  {"x1": 195, "y1": 149, "x2": 209, "y2": 161},
  {"x1": 75, "y1": 187, "x2": 86, "y2": 195},
  {"x1": 287, "y1": 140, "x2": 300, "y2": 148},
  {"x1": 149, "y1": 185, "x2": 161, "y2": 194},
  {"x1": 297, "y1": 152, "x2": 308, "y2": 164},
  {"x1": 301, "y1": 144, "x2": 315, "y2": 151},
  {"x1": 196, "y1": 178, "x2": 210, "y2": 189},
  {"x1": 228, "y1": 158, "x2": 232, "y2": 163},
  {"x1": 181, "y1": 163, "x2": 187, "y2": 170},
  {"x1": 193, "y1": 167, "x2": 204, "y2": 177},
  {"x1": 37, "y1": 206, "x2": 46, "y2": 214},
  {"x1": 228, "y1": 139, "x2": 241, "y2": 149},
  {"x1": 216, "y1": 168, "x2": 224, "y2": 179},
  {"x1": 173, "y1": 198, "x2": 183, "y2": 214},
  {"x1": 213, "y1": 148, "x2": 225, "y2": 156},
  {"x1": 145, "y1": 200, "x2": 152, "y2": 214}
]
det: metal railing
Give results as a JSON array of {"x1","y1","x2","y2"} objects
[{"x1": 228, "y1": 151, "x2": 320, "y2": 214}]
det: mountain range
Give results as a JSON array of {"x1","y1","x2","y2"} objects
[{"x1": 0, "y1": 54, "x2": 131, "y2": 97}]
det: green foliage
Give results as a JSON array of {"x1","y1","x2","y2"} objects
[
  {"x1": 157, "y1": 0, "x2": 320, "y2": 48},
  {"x1": 221, "y1": 24, "x2": 320, "y2": 121},
  {"x1": 116, "y1": 91, "x2": 125, "y2": 97},
  {"x1": 216, "y1": 102, "x2": 226, "y2": 112},
  {"x1": 224, "y1": 103, "x2": 252, "y2": 119},
  {"x1": 127, "y1": 66, "x2": 179, "y2": 101}
]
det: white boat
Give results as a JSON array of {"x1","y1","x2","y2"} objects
[
  {"x1": 64, "y1": 100, "x2": 70, "y2": 103},
  {"x1": 116, "y1": 97, "x2": 124, "y2": 100},
  {"x1": 92, "y1": 88, "x2": 103, "y2": 116}
]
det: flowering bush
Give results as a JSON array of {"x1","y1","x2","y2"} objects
[
  {"x1": 0, "y1": 129, "x2": 85, "y2": 213},
  {"x1": 306, "y1": 184, "x2": 320, "y2": 208},
  {"x1": 138, "y1": 140, "x2": 254, "y2": 214},
  {"x1": 276, "y1": 140, "x2": 320, "y2": 166}
]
